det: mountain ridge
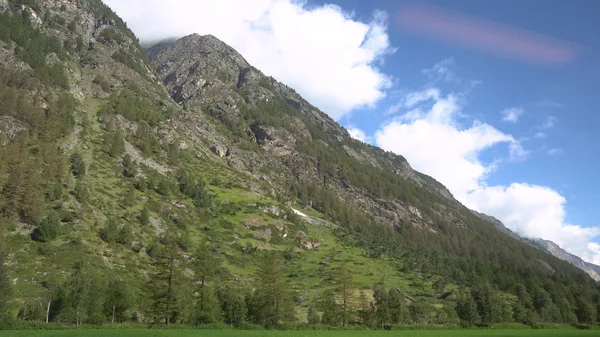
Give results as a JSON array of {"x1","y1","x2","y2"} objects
[
  {"x1": 0, "y1": 0, "x2": 599, "y2": 327},
  {"x1": 472, "y1": 210, "x2": 600, "y2": 281}
]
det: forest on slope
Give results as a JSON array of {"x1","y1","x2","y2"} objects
[{"x1": 0, "y1": 0, "x2": 598, "y2": 329}]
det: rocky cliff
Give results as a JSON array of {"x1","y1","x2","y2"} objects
[
  {"x1": 1, "y1": 0, "x2": 599, "y2": 325},
  {"x1": 148, "y1": 34, "x2": 463, "y2": 232},
  {"x1": 528, "y1": 238, "x2": 600, "y2": 282}
]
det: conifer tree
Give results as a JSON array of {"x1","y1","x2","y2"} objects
[
  {"x1": 456, "y1": 291, "x2": 480, "y2": 327},
  {"x1": 374, "y1": 287, "x2": 391, "y2": 329},
  {"x1": 334, "y1": 264, "x2": 354, "y2": 326},
  {"x1": 147, "y1": 234, "x2": 181, "y2": 326},
  {"x1": 191, "y1": 243, "x2": 220, "y2": 324},
  {"x1": 358, "y1": 290, "x2": 375, "y2": 327},
  {"x1": 320, "y1": 290, "x2": 341, "y2": 326},
  {"x1": 254, "y1": 252, "x2": 294, "y2": 327},
  {"x1": 0, "y1": 222, "x2": 11, "y2": 323},
  {"x1": 388, "y1": 288, "x2": 408, "y2": 324},
  {"x1": 105, "y1": 277, "x2": 132, "y2": 323},
  {"x1": 307, "y1": 304, "x2": 320, "y2": 324}
]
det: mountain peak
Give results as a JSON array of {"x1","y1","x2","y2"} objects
[{"x1": 155, "y1": 33, "x2": 250, "y2": 68}]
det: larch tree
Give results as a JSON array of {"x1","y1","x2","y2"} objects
[
  {"x1": 255, "y1": 252, "x2": 293, "y2": 327},
  {"x1": 334, "y1": 264, "x2": 355, "y2": 326},
  {"x1": 147, "y1": 234, "x2": 181, "y2": 327},
  {"x1": 191, "y1": 243, "x2": 220, "y2": 324}
]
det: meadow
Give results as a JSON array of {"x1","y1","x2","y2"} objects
[{"x1": 1, "y1": 329, "x2": 599, "y2": 337}]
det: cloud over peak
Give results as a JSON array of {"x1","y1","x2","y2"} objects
[
  {"x1": 376, "y1": 83, "x2": 598, "y2": 264},
  {"x1": 375, "y1": 89, "x2": 522, "y2": 204},
  {"x1": 347, "y1": 126, "x2": 370, "y2": 143},
  {"x1": 105, "y1": 0, "x2": 394, "y2": 120}
]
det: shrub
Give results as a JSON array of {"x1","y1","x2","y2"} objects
[
  {"x1": 70, "y1": 152, "x2": 85, "y2": 178},
  {"x1": 31, "y1": 213, "x2": 61, "y2": 242}
]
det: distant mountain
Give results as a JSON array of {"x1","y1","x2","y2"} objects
[
  {"x1": 0, "y1": 0, "x2": 599, "y2": 327},
  {"x1": 527, "y1": 238, "x2": 600, "y2": 282},
  {"x1": 473, "y1": 211, "x2": 600, "y2": 282}
]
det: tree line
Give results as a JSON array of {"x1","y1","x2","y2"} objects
[{"x1": 2, "y1": 230, "x2": 599, "y2": 328}]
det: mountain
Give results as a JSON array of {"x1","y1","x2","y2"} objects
[
  {"x1": 0, "y1": 0, "x2": 599, "y2": 327},
  {"x1": 528, "y1": 239, "x2": 600, "y2": 282},
  {"x1": 473, "y1": 210, "x2": 600, "y2": 282}
]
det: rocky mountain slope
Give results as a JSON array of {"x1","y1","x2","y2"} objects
[
  {"x1": 528, "y1": 239, "x2": 600, "y2": 282},
  {"x1": 0, "y1": 0, "x2": 599, "y2": 327},
  {"x1": 474, "y1": 210, "x2": 600, "y2": 282}
]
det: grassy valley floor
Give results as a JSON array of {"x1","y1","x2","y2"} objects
[{"x1": 1, "y1": 329, "x2": 599, "y2": 337}]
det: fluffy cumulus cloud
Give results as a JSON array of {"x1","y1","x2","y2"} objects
[
  {"x1": 346, "y1": 126, "x2": 370, "y2": 143},
  {"x1": 467, "y1": 184, "x2": 600, "y2": 263},
  {"x1": 501, "y1": 107, "x2": 524, "y2": 123},
  {"x1": 104, "y1": 0, "x2": 393, "y2": 119},
  {"x1": 376, "y1": 84, "x2": 600, "y2": 264},
  {"x1": 375, "y1": 91, "x2": 520, "y2": 205}
]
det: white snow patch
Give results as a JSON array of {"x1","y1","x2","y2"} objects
[{"x1": 292, "y1": 208, "x2": 308, "y2": 217}]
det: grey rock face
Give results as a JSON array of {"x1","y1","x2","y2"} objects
[
  {"x1": 531, "y1": 239, "x2": 600, "y2": 282},
  {"x1": 0, "y1": 116, "x2": 26, "y2": 147},
  {"x1": 210, "y1": 144, "x2": 227, "y2": 157},
  {"x1": 148, "y1": 34, "x2": 469, "y2": 233}
]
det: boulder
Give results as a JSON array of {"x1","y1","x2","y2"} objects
[{"x1": 210, "y1": 144, "x2": 227, "y2": 157}]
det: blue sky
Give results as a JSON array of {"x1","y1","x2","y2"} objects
[
  {"x1": 107, "y1": 0, "x2": 600, "y2": 262},
  {"x1": 331, "y1": 0, "x2": 600, "y2": 261}
]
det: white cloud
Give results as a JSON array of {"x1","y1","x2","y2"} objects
[
  {"x1": 347, "y1": 126, "x2": 370, "y2": 143},
  {"x1": 501, "y1": 107, "x2": 524, "y2": 123},
  {"x1": 375, "y1": 90, "x2": 520, "y2": 204},
  {"x1": 535, "y1": 132, "x2": 547, "y2": 138},
  {"x1": 104, "y1": 0, "x2": 394, "y2": 120},
  {"x1": 467, "y1": 184, "x2": 600, "y2": 264},
  {"x1": 422, "y1": 58, "x2": 458, "y2": 83},
  {"x1": 536, "y1": 99, "x2": 564, "y2": 108},
  {"x1": 509, "y1": 141, "x2": 529, "y2": 160},
  {"x1": 404, "y1": 88, "x2": 440, "y2": 108},
  {"x1": 542, "y1": 115, "x2": 559, "y2": 129},
  {"x1": 385, "y1": 102, "x2": 403, "y2": 115},
  {"x1": 547, "y1": 148, "x2": 563, "y2": 155},
  {"x1": 375, "y1": 86, "x2": 600, "y2": 264}
]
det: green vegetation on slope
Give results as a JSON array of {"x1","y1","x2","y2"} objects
[
  {"x1": 0, "y1": 0, "x2": 599, "y2": 332},
  {"x1": 2, "y1": 327, "x2": 600, "y2": 337}
]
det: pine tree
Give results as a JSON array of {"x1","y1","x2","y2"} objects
[
  {"x1": 374, "y1": 287, "x2": 390, "y2": 329},
  {"x1": 191, "y1": 243, "x2": 220, "y2": 324},
  {"x1": 254, "y1": 253, "x2": 293, "y2": 327},
  {"x1": 358, "y1": 290, "x2": 375, "y2": 327},
  {"x1": 123, "y1": 187, "x2": 135, "y2": 207},
  {"x1": 320, "y1": 290, "x2": 341, "y2": 326},
  {"x1": 388, "y1": 288, "x2": 408, "y2": 324},
  {"x1": 99, "y1": 218, "x2": 118, "y2": 244},
  {"x1": 456, "y1": 291, "x2": 480, "y2": 327},
  {"x1": 0, "y1": 223, "x2": 12, "y2": 323},
  {"x1": 333, "y1": 264, "x2": 354, "y2": 326},
  {"x1": 140, "y1": 205, "x2": 150, "y2": 226},
  {"x1": 147, "y1": 234, "x2": 181, "y2": 326},
  {"x1": 105, "y1": 277, "x2": 132, "y2": 323},
  {"x1": 68, "y1": 258, "x2": 106, "y2": 325},
  {"x1": 472, "y1": 284, "x2": 501, "y2": 327},
  {"x1": 219, "y1": 285, "x2": 247, "y2": 325},
  {"x1": 122, "y1": 154, "x2": 137, "y2": 177},
  {"x1": 75, "y1": 180, "x2": 89, "y2": 204},
  {"x1": 576, "y1": 296, "x2": 596, "y2": 326},
  {"x1": 69, "y1": 152, "x2": 85, "y2": 178},
  {"x1": 32, "y1": 212, "x2": 61, "y2": 242},
  {"x1": 307, "y1": 304, "x2": 320, "y2": 324}
]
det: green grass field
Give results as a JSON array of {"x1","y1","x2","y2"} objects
[{"x1": 1, "y1": 330, "x2": 598, "y2": 337}]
